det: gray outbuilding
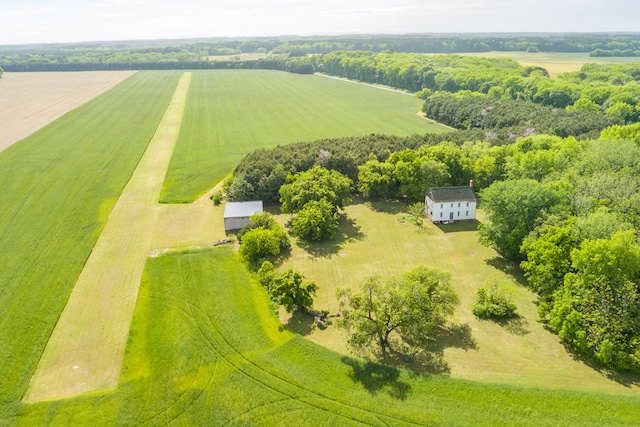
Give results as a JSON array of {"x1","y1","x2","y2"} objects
[{"x1": 223, "y1": 201, "x2": 263, "y2": 231}]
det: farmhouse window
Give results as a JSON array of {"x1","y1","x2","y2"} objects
[
  {"x1": 457, "y1": 212, "x2": 460, "y2": 217},
  {"x1": 458, "y1": 203, "x2": 461, "y2": 207},
  {"x1": 466, "y1": 202, "x2": 469, "y2": 207},
  {"x1": 451, "y1": 203, "x2": 453, "y2": 208},
  {"x1": 440, "y1": 204, "x2": 443, "y2": 208},
  {"x1": 466, "y1": 210, "x2": 469, "y2": 216},
  {"x1": 440, "y1": 212, "x2": 443, "y2": 218}
]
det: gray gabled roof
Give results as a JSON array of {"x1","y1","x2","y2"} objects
[
  {"x1": 224, "y1": 201, "x2": 263, "y2": 219},
  {"x1": 427, "y1": 186, "x2": 476, "y2": 203}
]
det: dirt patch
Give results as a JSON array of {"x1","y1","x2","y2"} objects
[{"x1": 0, "y1": 71, "x2": 136, "y2": 152}]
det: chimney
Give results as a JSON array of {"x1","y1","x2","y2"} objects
[{"x1": 469, "y1": 179, "x2": 474, "y2": 189}]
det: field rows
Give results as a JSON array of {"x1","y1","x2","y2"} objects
[
  {"x1": 16, "y1": 248, "x2": 640, "y2": 425},
  {"x1": 0, "y1": 71, "x2": 136, "y2": 151},
  {"x1": 0, "y1": 71, "x2": 183, "y2": 404},
  {"x1": 160, "y1": 70, "x2": 446, "y2": 203}
]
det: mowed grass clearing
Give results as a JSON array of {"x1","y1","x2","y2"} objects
[
  {"x1": 160, "y1": 69, "x2": 447, "y2": 203},
  {"x1": 452, "y1": 51, "x2": 640, "y2": 77},
  {"x1": 276, "y1": 200, "x2": 640, "y2": 395},
  {"x1": 0, "y1": 71, "x2": 182, "y2": 406},
  {"x1": 25, "y1": 72, "x2": 193, "y2": 402},
  {"x1": 13, "y1": 247, "x2": 640, "y2": 425}
]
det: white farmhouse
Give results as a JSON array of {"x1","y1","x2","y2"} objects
[
  {"x1": 223, "y1": 201, "x2": 263, "y2": 231},
  {"x1": 425, "y1": 186, "x2": 476, "y2": 223}
]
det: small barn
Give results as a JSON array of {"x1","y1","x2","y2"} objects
[
  {"x1": 223, "y1": 201, "x2": 263, "y2": 232},
  {"x1": 425, "y1": 186, "x2": 476, "y2": 223}
]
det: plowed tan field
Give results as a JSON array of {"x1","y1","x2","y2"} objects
[{"x1": 0, "y1": 71, "x2": 136, "y2": 151}]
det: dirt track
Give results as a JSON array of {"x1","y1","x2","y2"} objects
[{"x1": 0, "y1": 71, "x2": 136, "y2": 152}]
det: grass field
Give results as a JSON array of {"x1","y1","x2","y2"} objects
[
  {"x1": 11, "y1": 248, "x2": 640, "y2": 425},
  {"x1": 160, "y1": 69, "x2": 448, "y2": 203},
  {"x1": 276, "y1": 201, "x2": 640, "y2": 394},
  {"x1": 3, "y1": 68, "x2": 640, "y2": 424},
  {"x1": 0, "y1": 71, "x2": 182, "y2": 405},
  {"x1": 452, "y1": 51, "x2": 640, "y2": 77}
]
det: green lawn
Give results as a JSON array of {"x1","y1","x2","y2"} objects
[
  {"x1": 159, "y1": 69, "x2": 447, "y2": 203},
  {"x1": 12, "y1": 247, "x2": 640, "y2": 425},
  {"x1": 276, "y1": 200, "x2": 640, "y2": 394},
  {"x1": 0, "y1": 71, "x2": 182, "y2": 404}
]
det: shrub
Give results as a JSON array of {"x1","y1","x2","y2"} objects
[
  {"x1": 238, "y1": 213, "x2": 290, "y2": 266},
  {"x1": 472, "y1": 280, "x2": 517, "y2": 319},
  {"x1": 210, "y1": 190, "x2": 223, "y2": 206}
]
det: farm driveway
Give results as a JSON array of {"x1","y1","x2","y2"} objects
[{"x1": 26, "y1": 72, "x2": 223, "y2": 401}]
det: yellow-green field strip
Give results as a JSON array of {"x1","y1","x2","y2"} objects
[{"x1": 25, "y1": 72, "x2": 204, "y2": 401}]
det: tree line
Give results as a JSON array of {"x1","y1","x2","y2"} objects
[
  {"x1": 3, "y1": 33, "x2": 640, "y2": 68},
  {"x1": 0, "y1": 55, "x2": 316, "y2": 74},
  {"x1": 422, "y1": 95, "x2": 620, "y2": 139}
]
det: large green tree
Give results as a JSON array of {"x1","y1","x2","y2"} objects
[
  {"x1": 336, "y1": 265, "x2": 459, "y2": 357},
  {"x1": 479, "y1": 179, "x2": 561, "y2": 261},
  {"x1": 549, "y1": 231, "x2": 640, "y2": 373},
  {"x1": 279, "y1": 166, "x2": 352, "y2": 213},
  {"x1": 292, "y1": 198, "x2": 339, "y2": 241},
  {"x1": 520, "y1": 217, "x2": 576, "y2": 301},
  {"x1": 268, "y1": 269, "x2": 319, "y2": 313}
]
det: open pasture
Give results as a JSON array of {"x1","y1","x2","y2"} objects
[
  {"x1": 277, "y1": 201, "x2": 640, "y2": 395},
  {"x1": 0, "y1": 71, "x2": 136, "y2": 151},
  {"x1": 13, "y1": 247, "x2": 640, "y2": 425},
  {"x1": 452, "y1": 51, "x2": 640, "y2": 77},
  {"x1": 0, "y1": 71, "x2": 182, "y2": 405},
  {"x1": 160, "y1": 69, "x2": 447, "y2": 203}
]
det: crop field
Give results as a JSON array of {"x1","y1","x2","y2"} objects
[
  {"x1": 160, "y1": 69, "x2": 446, "y2": 203},
  {"x1": 0, "y1": 70, "x2": 182, "y2": 405},
  {"x1": 12, "y1": 248, "x2": 640, "y2": 425},
  {"x1": 3, "y1": 68, "x2": 640, "y2": 425},
  {"x1": 0, "y1": 71, "x2": 136, "y2": 151},
  {"x1": 452, "y1": 51, "x2": 640, "y2": 77},
  {"x1": 25, "y1": 73, "x2": 195, "y2": 402}
]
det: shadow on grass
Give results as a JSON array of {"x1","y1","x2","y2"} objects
[
  {"x1": 282, "y1": 311, "x2": 315, "y2": 336},
  {"x1": 424, "y1": 323, "x2": 478, "y2": 354},
  {"x1": 341, "y1": 357, "x2": 411, "y2": 400},
  {"x1": 365, "y1": 199, "x2": 407, "y2": 215},
  {"x1": 297, "y1": 214, "x2": 365, "y2": 259},
  {"x1": 434, "y1": 219, "x2": 479, "y2": 234},
  {"x1": 542, "y1": 324, "x2": 640, "y2": 388},
  {"x1": 363, "y1": 323, "x2": 478, "y2": 377},
  {"x1": 484, "y1": 315, "x2": 531, "y2": 336},
  {"x1": 485, "y1": 256, "x2": 527, "y2": 287}
]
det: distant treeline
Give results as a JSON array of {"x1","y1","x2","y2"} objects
[
  {"x1": 0, "y1": 56, "x2": 315, "y2": 74},
  {"x1": 317, "y1": 51, "x2": 640, "y2": 129},
  {"x1": 3, "y1": 33, "x2": 640, "y2": 70},
  {"x1": 422, "y1": 96, "x2": 620, "y2": 140}
]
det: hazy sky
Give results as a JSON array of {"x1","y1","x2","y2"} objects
[{"x1": 1, "y1": 0, "x2": 639, "y2": 45}]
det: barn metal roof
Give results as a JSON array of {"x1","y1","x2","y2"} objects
[
  {"x1": 427, "y1": 186, "x2": 476, "y2": 203},
  {"x1": 223, "y1": 201, "x2": 263, "y2": 218}
]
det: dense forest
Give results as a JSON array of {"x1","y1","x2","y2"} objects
[{"x1": 2, "y1": 33, "x2": 640, "y2": 71}]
